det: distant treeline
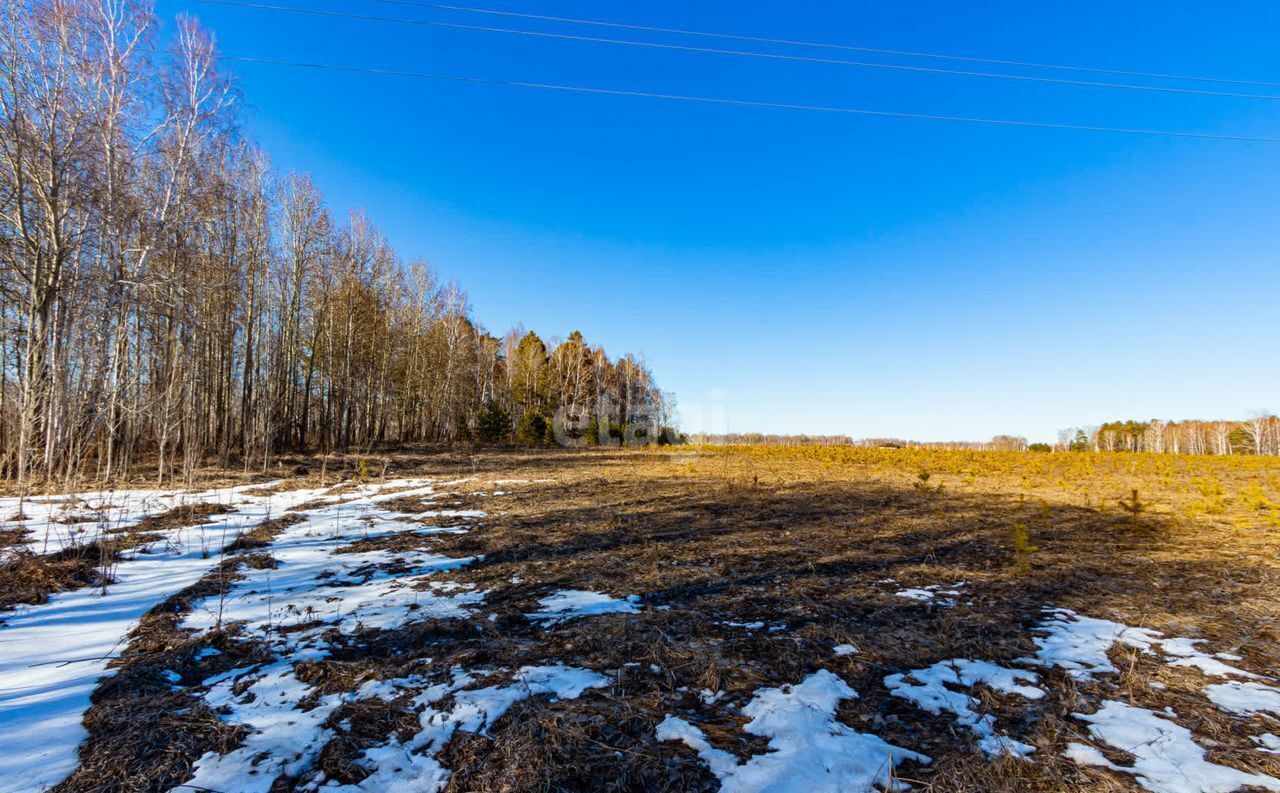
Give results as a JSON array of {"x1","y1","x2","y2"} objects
[
  {"x1": 688, "y1": 434, "x2": 858, "y2": 447},
  {"x1": 691, "y1": 418, "x2": 1280, "y2": 456},
  {"x1": 1054, "y1": 417, "x2": 1280, "y2": 456},
  {"x1": 686, "y1": 434, "x2": 1031, "y2": 451},
  {"x1": 0, "y1": 0, "x2": 667, "y2": 486}
]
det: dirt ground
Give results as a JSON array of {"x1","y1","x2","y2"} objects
[{"x1": 7, "y1": 445, "x2": 1280, "y2": 792}]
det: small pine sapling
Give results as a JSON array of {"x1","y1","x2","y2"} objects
[
  {"x1": 1011, "y1": 522, "x2": 1038, "y2": 574},
  {"x1": 1118, "y1": 488, "x2": 1148, "y2": 527}
]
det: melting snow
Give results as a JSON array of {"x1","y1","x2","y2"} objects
[
  {"x1": 1160, "y1": 637, "x2": 1265, "y2": 679},
  {"x1": 7, "y1": 479, "x2": 1278, "y2": 793},
  {"x1": 166, "y1": 479, "x2": 608, "y2": 793},
  {"x1": 526, "y1": 589, "x2": 640, "y2": 625},
  {"x1": 885, "y1": 659, "x2": 1043, "y2": 757},
  {"x1": 720, "y1": 620, "x2": 765, "y2": 630},
  {"x1": 1168, "y1": 655, "x2": 1266, "y2": 679},
  {"x1": 0, "y1": 482, "x2": 330, "y2": 793},
  {"x1": 894, "y1": 582, "x2": 965, "y2": 605},
  {"x1": 180, "y1": 512, "x2": 480, "y2": 640},
  {"x1": 175, "y1": 482, "x2": 491, "y2": 791},
  {"x1": 0, "y1": 481, "x2": 285, "y2": 557},
  {"x1": 1030, "y1": 608, "x2": 1263, "y2": 683},
  {"x1": 1030, "y1": 608, "x2": 1164, "y2": 679},
  {"x1": 314, "y1": 664, "x2": 608, "y2": 792},
  {"x1": 700, "y1": 688, "x2": 725, "y2": 705},
  {"x1": 1067, "y1": 700, "x2": 1280, "y2": 792},
  {"x1": 658, "y1": 669, "x2": 928, "y2": 792},
  {"x1": 1031, "y1": 609, "x2": 1280, "y2": 786},
  {"x1": 184, "y1": 661, "x2": 349, "y2": 791},
  {"x1": 1203, "y1": 681, "x2": 1280, "y2": 717}
]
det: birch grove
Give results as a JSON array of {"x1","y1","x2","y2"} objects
[{"x1": 0, "y1": 0, "x2": 667, "y2": 487}]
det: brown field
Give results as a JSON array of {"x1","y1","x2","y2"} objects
[{"x1": 5, "y1": 445, "x2": 1280, "y2": 792}]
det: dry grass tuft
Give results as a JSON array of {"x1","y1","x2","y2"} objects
[{"x1": 0, "y1": 502, "x2": 234, "y2": 615}]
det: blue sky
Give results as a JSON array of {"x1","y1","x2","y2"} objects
[{"x1": 156, "y1": 0, "x2": 1280, "y2": 442}]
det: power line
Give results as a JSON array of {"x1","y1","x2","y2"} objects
[
  {"x1": 369, "y1": 0, "x2": 1280, "y2": 90},
  {"x1": 221, "y1": 55, "x2": 1280, "y2": 143},
  {"x1": 196, "y1": 0, "x2": 1280, "y2": 102}
]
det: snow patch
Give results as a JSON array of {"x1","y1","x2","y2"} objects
[
  {"x1": 1204, "y1": 681, "x2": 1280, "y2": 717},
  {"x1": 699, "y1": 689, "x2": 725, "y2": 705},
  {"x1": 526, "y1": 589, "x2": 640, "y2": 625},
  {"x1": 184, "y1": 662, "x2": 349, "y2": 792},
  {"x1": 894, "y1": 582, "x2": 965, "y2": 605},
  {"x1": 1030, "y1": 609, "x2": 1263, "y2": 682},
  {"x1": 1168, "y1": 655, "x2": 1265, "y2": 679},
  {"x1": 0, "y1": 483, "x2": 329, "y2": 793},
  {"x1": 885, "y1": 659, "x2": 1043, "y2": 757},
  {"x1": 1030, "y1": 608, "x2": 1164, "y2": 679},
  {"x1": 1068, "y1": 700, "x2": 1280, "y2": 792},
  {"x1": 658, "y1": 669, "x2": 928, "y2": 792},
  {"x1": 719, "y1": 620, "x2": 765, "y2": 630},
  {"x1": 173, "y1": 483, "x2": 490, "y2": 791},
  {"x1": 0, "y1": 480, "x2": 286, "y2": 557},
  {"x1": 1255, "y1": 734, "x2": 1280, "y2": 755},
  {"x1": 180, "y1": 511, "x2": 481, "y2": 641},
  {"x1": 317, "y1": 664, "x2": 608, "y2": 792}
]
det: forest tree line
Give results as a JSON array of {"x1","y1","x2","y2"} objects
[
  {"x1": 692, "y1": 418, "x2": 1280, "y2": 456},
  {"x1": 1052, "y1": 417, "x2": 1280, "y2": 456},
  {"x1": 861, "y1": 421, "x2": 1279, "y2": 456},
  {"x1": 0, "y1": 0, "x2": 670, "y2": 487}
]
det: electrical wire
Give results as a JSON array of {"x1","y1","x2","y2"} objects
[
  {"x1": 222, "y1": 55, "x2": 1280, "y2": 143},
  {"x1": 368, "y1": 0, "x2": 1280, "y2": 90},
  {"x1": 195, "y1": 0, "x2": 1280, "y2": 101}
]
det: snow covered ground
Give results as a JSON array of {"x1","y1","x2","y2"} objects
[
  {"x1": 0, "y1": 475, "x2": 639, "y2": 793},
  {"x1": 0, "y1": 481, "x2": 332, "y2": 792},
  {"x1": 1068, "y1": 701, "x2": 1280, "y2": 793},
  {"x1": 175, "y1": 479, "x2": 495, "y2": 792},
  {"x1": 1032, "y1": 608, "x2": 1280, "y2": 792},
  {"x1": 2, "y1": 477, "x2": 1278, "y2": 793},
  {"x1": 885, "y1": 658, "x2": 1044, "y2": 758},
  {"x1": 527, "y1": 589, "x2": 641, "y2": 625},
  {"x1": 0, "y1": 482, "x2": 286, "y2": 556},
  {"x1": 0, "y1": 477, "x2": 493, "y2": 792},
  {"x1": 659, "y1": 669, "x2": 928, "y2": 793}
]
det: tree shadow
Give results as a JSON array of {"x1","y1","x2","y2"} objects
[{"x1": 53, "y1": 460, "x2": 1280, "y2": 792}]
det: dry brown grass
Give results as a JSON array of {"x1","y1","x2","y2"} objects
[
  {"x1": 0, "y1": 502, "x2": 234, "y2": 616},
  {"x1": 24, "y1": 445, "x2": 1280, "y2": 791}
]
